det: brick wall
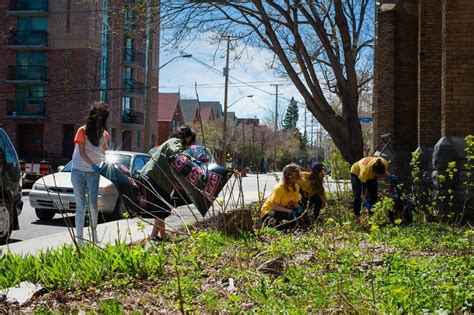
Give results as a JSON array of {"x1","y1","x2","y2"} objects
[
  {"x1": 418, "y1": 0, "x2": 442, "y2": 147},
  {"x1": 441, "y1": 0, "x2": 474, "y2": 136},
  {"x1": 374, "y1": 4, "x2": 418, "y2": 154},
  {"x1": 157, "y1": 121, "x2": 171, "y2": 145},
  {"x1": 393, "y1": 7, "x2": 418, "y2": 153}
]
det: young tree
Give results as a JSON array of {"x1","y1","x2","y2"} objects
[
  {"x1": 161, "y1": 1, "x2": 373, "y2": 164},
  {"x1": 282, "y1": 97, "x2": 299, "y2": 131}
]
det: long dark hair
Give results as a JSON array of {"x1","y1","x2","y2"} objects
[
  {"x1": 171, "y1": 125, "x2": 196, "y2": 144},
  {"x1": 308, "y1": 162, "x2": 324, "y2": 182},
  {"x1": 86, "y1": 102, "x2": 109, "y2": 147}
]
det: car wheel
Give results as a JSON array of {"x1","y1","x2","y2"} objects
[
  {"x1": 0, "y1": 204, "x2": 12, "y2": 245},
  {"x1": 35, "y1": 208, "x2": 56, "y2": 220},
  {"x1": 107, "y1": 197, "x2": 126, "y2": 221}
]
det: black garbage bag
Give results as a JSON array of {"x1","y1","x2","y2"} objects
[
  {"x1": 99, "y1": 161, "x2": 140, "y2": 213},
  {"x1": 169, "y1": 153, "x2": 233, "y2": 217}
]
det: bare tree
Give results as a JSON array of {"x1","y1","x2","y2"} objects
[{"x1": 160, "y1": 0, "x2": 373, "y2": 164}]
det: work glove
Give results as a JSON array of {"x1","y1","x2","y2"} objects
[
  {"x1": 363, "y1": 201, "x2": 373, "y2": 210},
  {"x1": 92, "y1": 163, "x2": 101, "y2": 174},
  {"x1": 290, "y1": 210, "x2": 300, "y2": 219},
  {"x1": 389, "y1": 174, "x2": 398, "y2": 181}
]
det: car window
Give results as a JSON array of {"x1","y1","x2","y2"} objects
[
  {"x1": 106, "y1": 153, "x2": 132, "y2": 170},
  {"x1": 132, "y1": 155, "x2": 150, "y2": 171},
  {"x1": 61, "y1": 161, "x2": 73, "y2": 172},
  {"x1": 0, "y1": 129, "x2": 18, "y2": 165},
  {"x1": 3, "y1": 134, "x2": 18, "y2": 166}
]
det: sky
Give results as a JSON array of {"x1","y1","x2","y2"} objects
[{"x1": 157, "y1": 38, "x2": 317, "y2": 129}]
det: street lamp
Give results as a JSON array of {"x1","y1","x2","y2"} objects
[
  {"x1": 228, "y1": 94, "x2": 253, "y2": 108},
  {"x1": 159, "y1": 53, "x2": 192, "y2": 70}
]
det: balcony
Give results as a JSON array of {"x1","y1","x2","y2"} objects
[
  {"x1": 8, "y1": 0, "x2": 48, "y2": 16},
  {"x1": 6, "y1": 99, "x2": 46, "y2": 118},
  {"x1": 122, "y1": 109, "x2": 144, "y2": 125},
  {"x1": 122, "y1": 79, "x2": 144, "y2": 96},
  {"x1": 7, "y1": 65, "x2": 47, "y2": 84},
  {"x1": 123, "y1": 48, "x2": 145, "y2": 68},
  {"x1": 8, "y1": 30, "x2": 48, "y2": 49}
]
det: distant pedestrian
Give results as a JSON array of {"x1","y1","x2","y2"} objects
[
  {"x1": 71, "y1": 102, "x2": 109, "y2": 243},
  {"x1": 140, "y1": 125, "x2": 196, "y2": 242},
  {"x1": 298, "y1": 162, "x2": 327, "y2": 222},
  {"x1": 260, "y1": 163, "x2": 305, "y2": 230},
  {"x1": 350, "y1": 157, "x2": 389, "y2": 223}
]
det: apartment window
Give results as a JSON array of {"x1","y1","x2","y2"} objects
[
  {"x1": 136, "y1": 130, "x2": 141, "y2": 148},
  {"x1": 122, "y1": 96, "x2": 132, "y2": 112},
  {"x1": 124, "y1": 9, "x2": 134, "y2": 31},
  {"x1": 111, "y1": 128, "x2": 116, "y2": 150},
  {"x1": 16, "y1": 85, "x2": 45, "y2": 101},
  {"x1": 123, "y1": 67, "x2": 133, "y2": 81},
  {"x1": 18, "y1": 16, "x2": 47, "y2": 31},
  {"x1": 16, "y1": 51, "x2": 46, "y2": 66}
]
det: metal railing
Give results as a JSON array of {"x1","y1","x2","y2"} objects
[
  {"x1": 8, "y1": 30, "x2": 48, "y2": 46},
  {"x1": 7, "y1": 65, "x2": 47, "y2": 81},
  {"x1": 122, "y1": 79, "x2": 144, "y2": 95},
  {"x1": 9, "y1": 0, "x2": 48, "y2": 11},
  {"x1": 122, "y1": 109, "x2": 144, "y2": 125},
  {"x1": 6, "y1": 99, "x2": 46, "y2": 117},
  {"x1": 123, "y1": 48, "x2": 145, "y2": 67}
]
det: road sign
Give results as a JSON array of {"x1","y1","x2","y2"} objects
[{"x1": 359, "y1": 117, "x2": 373, "y2": 123}]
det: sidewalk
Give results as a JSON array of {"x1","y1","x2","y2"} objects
[{"x1": 0, "y1": 174, "x2": 278, "y2": 256}]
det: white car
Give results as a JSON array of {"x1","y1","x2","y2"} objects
[{"x1": 29, "y1": 151, "x2": 150, "y2": 221}]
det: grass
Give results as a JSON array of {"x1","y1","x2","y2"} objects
[{"x1": 0, "y1": 220, "x2": 472, "y2": 313}]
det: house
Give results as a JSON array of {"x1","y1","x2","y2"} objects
[
  {"x1": 157, "y1": 93, "x2": 185, "y2": 145},
  {"x1": 199, "y1": 101, "x2": 222, "y2": 119},
  {"x1": 195, "y1": 106, "x2": 215, "y2": 123},
  {"x1": 181, "y1": 99, "x2": 200, "y2": 124}
]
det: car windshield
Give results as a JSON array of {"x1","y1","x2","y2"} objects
[
  {"x1": 105, "y1": 153, "x2": 132, "y2": 170},
  {"x1": 60, "y1": 153, "x2": 133, "y2": 172}
]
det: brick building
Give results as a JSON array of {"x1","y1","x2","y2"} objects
[
  {"x1": 0, "y1": 0, "x2": 159, "y2": 164},
  {"x1": 374, "y1": 0, "x2": 474, "y2": 219}
]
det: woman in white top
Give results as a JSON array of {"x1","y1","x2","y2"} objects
[{"x1": 71, "y1": 102, "x2": 109, "y2": 243}]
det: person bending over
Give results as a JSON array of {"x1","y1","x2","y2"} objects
[
  {"x1": 350, "y1": 157, "x2": 389, "y2": 223},
  {"x1": 299, "y1": 162, "x2": 327, "y2": 222},
  {"x1": 140, "y1": 125, "x2": 196, "y2": 241}
]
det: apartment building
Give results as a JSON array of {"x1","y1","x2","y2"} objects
[{"x1": 0, "y1": 0, "x2": 159, "y2": 165}]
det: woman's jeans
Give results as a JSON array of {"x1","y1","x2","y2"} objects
[{"x1": 71, "y1": 168, "x2": 100, "y2": 242}]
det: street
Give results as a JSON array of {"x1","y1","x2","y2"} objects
[{"x1": 8, "y1": 174, "x2": 348, "y2": 244}]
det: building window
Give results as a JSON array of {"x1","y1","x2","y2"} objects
[
  {"x1": 123, "y1": 67, "x2": 133, "y2": 81},
  {"x1": 16, "y1": 51, "x2": 46, "y2": 66},
  {"x1": 136, "y1": 130, "x2": 141, "y2": 149},
  {"x1": 111, "y1": 128, "x2": 116, "y2": 150},
  {"x1": 122, "y1": 96, "x2": 132, "y2": 112},
  {"x1": 18, "y1": 16, "x2": 48, "y2": 31},
  {"x1": 16, "y1": 85, "x2": 45, "y2": 102},
  {"x1": 124, "y1": 9, "x2": 134, "y2": 31}
]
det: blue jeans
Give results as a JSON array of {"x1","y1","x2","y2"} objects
[{"x1": 71, "y1": 168, "x2": 100, "y2": 242}]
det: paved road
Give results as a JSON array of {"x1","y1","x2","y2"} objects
[{"x1": 9, "y1": 174, "x2": 348, "y2": 244}]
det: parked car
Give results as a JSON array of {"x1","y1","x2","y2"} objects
[
  {"x1": 29, "y1": 151, "x2": 150, "y2": 221},
  {"x1": 0, "y1": 128, "x2": 23, "y2": 244},
  {"x1": 149, "y1": 144, "x2": 216, "y2": 164}
]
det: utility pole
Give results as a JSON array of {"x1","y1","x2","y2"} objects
[
  {"x1": 270, "y1": 83, "x2": 283, "y2": 171},
  {"x1": 311, "y1": 116, "x2": 314, "y2": 148},
  {"x1": 221, "y1": 35, "x2": 231, "y2": 166}
]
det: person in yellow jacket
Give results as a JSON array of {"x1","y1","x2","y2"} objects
[
  {"x1": 350, "y1": 156, "x2": 389, "y2": 222},
  {"x1": 260, "y1": 163, "x2": 304, "y2": 229},
  {"x1": 299, "y1": 163, "x2": 327, "y2": 222}
]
